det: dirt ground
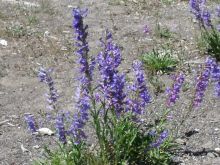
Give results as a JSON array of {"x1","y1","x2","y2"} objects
[{"x1": 0, "y1": 0, "x2": 220, "y2": 164}]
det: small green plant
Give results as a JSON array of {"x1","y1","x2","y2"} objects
[
  {"x1": 199, "y1": 29, "x2": 220, "y2": 61},
  {"x1": 27, "y1": 15, "x2": 39, "y2": 25},
  {"x1": 155, "y1": 23, "x2": 172, "y2": 39},
  {"x1": 33, "y1": 143, "x2": 88, "y2": 165},
  {"x1": 141, "y1": 48, "x2": 178, "y2": 74},
  {"x1": 0, "y1": 11, "x2": 6, "y2": 20},
  {"x1": 6, "y1": 24, "x2": 27, "y2": 38}
]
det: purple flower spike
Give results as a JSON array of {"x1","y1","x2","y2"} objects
[
  {"x1": 211, "y1": 60, "x2": 220, "y2": 80},
  {"x1": 69, "y1": 89, "x2": 90, "y2": 144},
  {"x1": 215, "y1": 82, "x2": 220, "y2": 97},
  {"x1": 166, "y1": 73, "x2": 185, "y2": 107},
  {"x1": 209, "y1": 58, "x2": 220, "y2": 98},
  {"x1": 56, "y1": 114, "x2": 67, "y2": 144},
  {"x1": 189, "y1": 0, "x2": 212, "y2": 27},
  {"x1": 151, "y1": 130, "x2": 169, "y2": 148},
  {"x1": 24, "y1": 114, "x2": 37, "y2": 133},
  {"x1": 38, "y1": 67, "x2": 58, "y2": 111},
  {"x1": 143, "y1": 25, "x2": 150, "y2": 34},
  {"x1": 108, "y1": 74, "x2": 126, "y2": 115},
  {"x1": 193, "y1": 57, "x2": 215, "y2": 107},
  {"x1": 128, "y1": 60, "x2": 151, "y2": 114},
  {"x1": 189, "y1": 0, "x2": 203, "y2": 21},
  {"x1": 97, "y1": 30, "x2": 126, "y2": 116},
  {"x1": 216, "y1": 24, "x2": 220, "y2": 32},
  {"x1": 72, "y1": 8, "x2": 94, "y2": 89},
  {"x1": 216, "y1": 6, "x2": 220, "y2": 17},
  {"x1": 202, "y1": 10, "x2": 212, "y2": 27},
  {"x1": 132, "y1": 61, "x2": 151, "y2": 104}
]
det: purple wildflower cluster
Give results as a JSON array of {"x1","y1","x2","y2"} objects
[
  {"x1": 69, "y1": 89, "x2": 90, "y2": 144},
  {"x1": 127, "y1": 60, "x2": 151, "y2": 114},
  {"x1": 193, "y1": 58, "x2": 215, "y2": 107},
  {"x1": 72, "y1": 8, "x2": 95, "y2": 87},
  {"x1": 216, "y1": 6, "x2": 220, "y2": 17},
  {"x1": 38, "y1": 67, "x2": 59, "y2": 111},
  {"x1": 166, "y1": 73, "x2": 185, "y2": 107},
  {"x1": 189, "y1": 0, "x2": 220, "y2": 31},
  {"x1": 24, "y1": 114, "x2": 37, "y2": 133},
  {"x1": 209, "y1": 58, "x2": 220, "y2": 97},
  {"x1": 189, "y1": 0, "x2": 212, "y2": 27},
  {"x1": 56, "y1": 114, "x2": 67, "y2": 144},
  {"x1": 150, "y1": 130, "x2": 169, "y2": 148},
  {"x1": 143, "y1": 25, "x2": 150, "y2": 34},
  {"x1": 69, "y1": 8, "x2": 93, "y2": 143},
  {"x1": 97, "y1": 30, "x2": 126, "y2": 115}
]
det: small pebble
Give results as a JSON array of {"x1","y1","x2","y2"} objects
[
  {"x1": 207, "y1": 152, "x2": 216, "y2": 158},
  {"x1": 0, "y1": 39, "x2": 8, "y2": 46},
  {"x1": 215, "y1": 148, "x2": 220, "y2": 153},
  {"x1": 33, "y1": 145, "x2": 40, "y2": 149}
]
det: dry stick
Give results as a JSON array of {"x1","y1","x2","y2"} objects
[{"x1": 0, "y1": 120, "x2": 9, "y2": 126}]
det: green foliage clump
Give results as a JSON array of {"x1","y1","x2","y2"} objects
[
  {"x1": 141, "y1": 48, "x2": 178, "y2": 74},
  {"x1": 34, "y1": 113, "x2": 174, "y2": 165},
  {"x1": 199, "y1": 29, "x2": 220, "y2": 61},
  {"x1": 155, "y1": 24, "x2": 173, "y2": 39}
]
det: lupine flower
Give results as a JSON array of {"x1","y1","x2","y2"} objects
[
  {"x1": 148, "y1": 130, "x2": 157, "y2": 137},
  {"x1": 216, "y1": 6, "x2": 220, "y2": 17},
  {"x1": 70, "y1": 8, "x2": 93, "y2": 144},
  {"x1": 166, "y1": 73, "x2": 185, "y2": 107},
  {"x1": 108, "y1": 74, "x2": 126, "y2": 115},
  {"x1": 211, "y1": 59, "x2": 220, "y2": 80},
  {"x1": 128, "y1": 60, "x2": 151, "y2": 114},
  {"x1": 189, "y1": 0, "x2": 204, "y2": 21},
  {"x1": 202, "y1": 10, "x2": 212, "y2": 27},
  {"x1": 216, "y1": 24, "x2": 220, "y2": 32},
  {"x1": 24, "y1": 114, "x2": 37, "y2": 133},
  {"x1": 97, "y1": 30, "x2": 126, "y2": 115},
  {"x1": 193, "y1": 57, "x2": 214, "y2": 107},
  {"x1": 150, "y1": 130, "x2": 169, "y2": 148},
  {"x1": 214, "y1": 82, "x2": 220, "y2": 97},
  {"x1": 69, "y1": 88, "x2": 90, "y2": 144},
  {"x1": 38, "y1": 67, "x2": 58, "y2": 111},
  {"x1": 56, "y1": 114, "x2": 67, "y2": 144},
  {"x1": 143, "y1": 25, "x2": 150, "y2": 34},
  {"x1": 72, "y1": 8, "x2": 94, "y2": 89},
  {"x1": 209, "y1": 58, "x2": 220, "y2": 98},
  {"x1": 189, "y1": 0, "x2": 212, "y2": 27}
]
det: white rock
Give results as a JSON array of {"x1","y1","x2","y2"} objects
[
  {"x1": 21, "y1": 144, "x2": 29, "y2": 153},
  {"x1": 44, "y1": 31, "x2": 50, "y2": 38},
  {"x1": 61, "y1": 46, "x2": 67, "y2": 51},
  {"x1": 38, "y1": 128, "x2": 54, "y2": 136},
  {"x1": 0, "y1": 120, "x2": 9, "y2": 126},
  {"x1": 33, "y1": 145, "x2": 40, "y2": 149},
  {"x1": 0, "y1": 39, "x2": 8, "y2": 46},
  {"x1": 67, "y1": 5, "x2": 77, "y2": 8},
  {"x1": 215, "y1": 148, "x2": 220, "y2": 153}
]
